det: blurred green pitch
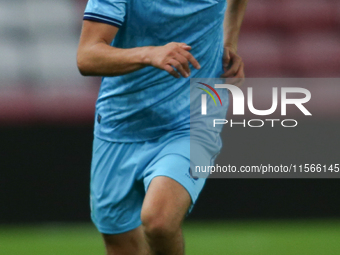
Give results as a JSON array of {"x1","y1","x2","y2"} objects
[{"x1": 1, "y1": 220, "x2": 340, "y2": 255}]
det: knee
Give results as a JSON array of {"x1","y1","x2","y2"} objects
[{"x1": 141, "y1": 211, "x2": 180, "y2": 239}]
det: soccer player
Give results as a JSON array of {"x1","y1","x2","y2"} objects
[{"x1": 77, "y1": 0, "x2": 247, "y2": 254}]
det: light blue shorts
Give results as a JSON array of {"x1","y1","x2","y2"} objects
[{"x1": 90, "y1": 130, "x2": 217, "y2": 234}]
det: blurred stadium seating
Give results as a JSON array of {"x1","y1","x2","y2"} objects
[
  {"x1": 1, "y1": 0, "x2": 339, "y2": 84},
  {"x1": 0, "y1": 0, "x2": 339, "y2": 124},
  {"x1": 238, "y1": 0, "x2": 340, "y2": 77},
  {"x1": 0, "y1": 0, "x2": 87, "y2": 87}
]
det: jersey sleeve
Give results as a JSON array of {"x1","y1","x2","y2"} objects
[{"x1": 83, "y1": 0, "x2": 127, "y2": 28}]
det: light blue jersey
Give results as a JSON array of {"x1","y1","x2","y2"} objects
[{"x1": 84, "y1": 0, "x2": 227, "y2": 142}]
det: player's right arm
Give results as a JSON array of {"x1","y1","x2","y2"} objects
[{"x1": 77, "y1": 21, "x2": 200, "y2": 78}]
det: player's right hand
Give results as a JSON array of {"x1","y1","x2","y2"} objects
[{"x1": 145, "y1": 42, "x2": 201, "y2": 78}]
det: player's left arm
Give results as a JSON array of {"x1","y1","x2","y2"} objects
[{"x1": 221, "y1": 0, "x2": 248, "y2": 79}]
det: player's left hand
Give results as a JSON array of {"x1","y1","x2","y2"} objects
[{"x1": 221, "y1": 46, "x2": 245, "y2": 87}]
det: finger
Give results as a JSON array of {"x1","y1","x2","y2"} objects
[
  {"x1": 168, "y1": 59, "x2": 189, "y2": 78},
  {"x1": 178, "y1": 48, "x2": 201, "y2": 69},
  {"x1": 164, "y1": 64, "x2": 180, "y2": 78},
  {"x1": 221, "y1": 70, "x2": 233, "y2": 78},
  {"x1": 177, "y1": 43, "x2": 191, "y2": 50},
  {"x1": 236, "y1": 65, "x2": 245, "y2": 87},
  {"x1": 174, "y1": 53, "x2": 190, "y2": 76},
  {"x1": 224, "y1": 57, "x2": 242, "y2": 77},
  {"x1": 230, "y1": 77, "x2": 245, "y2": 87},
  {"x1": 220, "y1": 72, "x2": 229, "y2": 78},
  {"x1": 230, "y1": 63, "x2": 245, "y2": 87},
  {"x1": 223, "y1": 48, "x2": 231, "y2": 68},
  {"x1": 234, "y1": 62, "x2": 245, "y2": 79},
  {"x1": 181, "y1": 45, "x2": 192, "y2": 50},
  {"x1": 236, "y1": 78, "x2": 245, "y2": 87}
]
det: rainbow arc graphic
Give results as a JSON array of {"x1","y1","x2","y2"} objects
[{"x1": 197, "y1": 82, "x2": 222, "y2": 106}]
